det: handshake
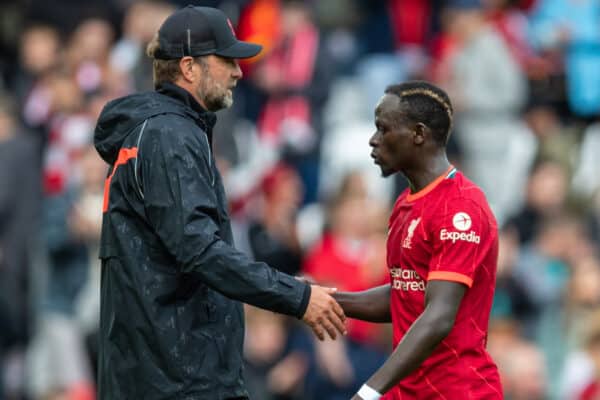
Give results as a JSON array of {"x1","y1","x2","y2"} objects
[{"x1": 298, "y1": 277, "x2": 347, "y2": 341}]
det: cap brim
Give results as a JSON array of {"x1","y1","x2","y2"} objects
[{"x1": 215, "y1": 41, "x2": 262, "y2": 59}]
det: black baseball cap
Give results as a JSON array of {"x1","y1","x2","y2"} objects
[{"x1": 154, "y1": 5, "x2": 262, "y2": 60}]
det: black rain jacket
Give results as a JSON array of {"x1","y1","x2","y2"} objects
[{"x1": 94, "y1": 83, "x2": 310, "y2": 400}]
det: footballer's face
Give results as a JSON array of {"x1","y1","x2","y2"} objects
[{"x1": 369, "y1": 94, "x2": 416, "y2": 177}]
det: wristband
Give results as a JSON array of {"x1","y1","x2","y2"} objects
[{"x1": 357, "y1": 384, "x2": 382, "y2": 400}]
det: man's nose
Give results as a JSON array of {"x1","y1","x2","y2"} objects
[
  {"x1": 369, "y1": 132, "x2": 378, "y2": 147},
  {"x1": 232, "y1": 61, "x2": 242, "y2": 79}
]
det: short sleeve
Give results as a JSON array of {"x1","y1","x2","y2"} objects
[{"x1": 427, "y1": 197, "x2": 493, "y2": 288}]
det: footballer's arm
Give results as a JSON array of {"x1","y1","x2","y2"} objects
[
  {"x1": 351, "y1": 280, "x2": 466, "y2": 399},
  {"x1": 332, "y1": 284, "x2": 392, "y2": 323}
]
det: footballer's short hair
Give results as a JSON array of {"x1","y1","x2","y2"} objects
[{"x1": 385, "y1": 81, "x2": 453, "y2": 146}]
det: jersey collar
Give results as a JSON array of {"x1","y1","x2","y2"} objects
[{"x1": 406, "y1": 165, "x2": 456, "y2": 202}]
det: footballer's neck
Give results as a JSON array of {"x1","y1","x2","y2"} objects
[{"x1": 404, "y1": 154, "x2": 451, "y2": 193}]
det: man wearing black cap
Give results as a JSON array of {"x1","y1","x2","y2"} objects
[{"x1": 93, "y1": 6, "x2": 346, "y2": 400}]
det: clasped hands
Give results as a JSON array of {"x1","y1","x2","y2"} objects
[{"x1": 301, "y1": 283, "x2": 347, "y2": 341}]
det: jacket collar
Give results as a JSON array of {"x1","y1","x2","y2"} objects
[{"x1": 156, "y1": 82, "x2": 218, "y2": 142}]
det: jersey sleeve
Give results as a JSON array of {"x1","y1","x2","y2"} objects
[{"x1": 427, "y1": 197, "x2": 493, "y2": 288}]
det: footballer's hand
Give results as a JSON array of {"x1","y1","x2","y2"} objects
[
  {"x1": 351, "y1": 396, "x2": 362, "y2": 400},
  {"x1": 302, "y1": 285, "x2": 346, "y2": 341}
]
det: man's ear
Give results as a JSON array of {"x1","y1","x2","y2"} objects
[
  {"x1": 414, "y1": 122, "x2": 427, "y2": 145},
  {"x1": 179, "y1": 56, "x2": 196, "y2": 82}
]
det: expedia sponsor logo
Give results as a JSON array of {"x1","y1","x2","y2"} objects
[
  {"x1": 440, "y1": 228, "x2": 481, "y2": 244},
  {"x1": 390, "y1": 267, "x2": 425, "y2": 291}
]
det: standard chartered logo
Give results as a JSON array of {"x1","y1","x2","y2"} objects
[{"x1": 390, "y1": 267, "x2": 425, "y2": 291}]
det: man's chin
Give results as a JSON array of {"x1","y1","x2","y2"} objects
[
  {"x1": 381, "y1": 168, "x2": 394, "y2": 178},
  {"x1": 223, "y1": 95, "x2": 233, "y2": 109},
  {"x1": 205, "y1": 96, "x2": 233, "y2": 112}
]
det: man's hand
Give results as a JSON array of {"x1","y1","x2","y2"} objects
[
  {"x1": 294, "y1": 274, "x2": 316, "y2": 285},
  {"x1": 350, "y1": 395, "x2": 361, "y2": 400},
  {"x1": 302, "y1": 285, "x2": 346, "y2": 340}
]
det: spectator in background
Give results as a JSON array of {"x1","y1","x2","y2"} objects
[
  {"x1": 352, "y1": 0, "x2": 435, "y2": 112},
  {"x1": 484, "y1": 0, "x2": 554, "y2": 80},
  {"x1": 529, "y1": 0, "x2": 600, "y2": 117},
  {"x1": 318, "y1": 78, "x2": 396, "y2": 206},
  {"x1": 109, "y1": 1, "x2": 175, "y2": 92},
  {"x1": 491, "y1": 226, "x2": 535, "y2": 323},
  {"x1": 40, "y1": 71, "x2": 89, "y2": 196},
  {"x1": 252, "y1": 0, "x2": 333, "y2": 203},
  {"x1": 498, "y1": 341, "x2": 547, "y2": 400},
  {"x1": 243, "y1": 303, "x2": 387, "y2": 400},
  {"x1": 23, "y1": 0, "x2": 120, "y2": 36},
  {"x1": 301, "y1": 172, "x2": 390, "y2": 400},
  {"x1": 0, "y1": 95, "x2": 41, "y2": 399},
  {"x1": 486, "y1": 318, "x2": 547, "y2": 400},
  {"x1": 437, "y1": 0, "x2": 534, "y2": 223},
  {"x1": 589, "y1": 190, "x2": 600, "y2": 254},
  {"x1": 27, "y1": 143, "x2": 99, "y2": 400},
  {"x1": 564, "y1": 256, "x2": 600, "y2": 348},
  {"x1": 572, "y1": 122, "x2": 600, "y2": 199},
  {"x1": 508, "y1": 213, "x2": 596, "y2": 398},
  {"x1": 18, "y1": 25, "x2": 62, "y2": 136},
  {"x1": 505, "y1": 159, "x2": 570, "y2": 244},
  {"x1": 236, "y1": 0, "x2": 282, "y2": 67},
  {"x1": 510, "y1": 215, "x2": 573, "y2": 337},
  {"x1": 562, "y1": 310, "x2": 600, "y2": 400},
  {"x1": 304, "y1": 171, "x2": 389, "y2": 346},
  {"x1": 524, "y1": 100, "x2": 582, "y2": 176},
  {"x1": 387, "y1": 0, "x2": 433, "y2": 51},
  {"x1": 353, "y1": 0, "x2": 435, "y2": 137},
  {"x1": 247, "y1": 163, "x2": 304, "y2": 276},
  {"x1": 64, "y1": 18, "x2": 116, "y2": 96},
  {"x1": 536, "y1": 252, "x2": 600, "y2": 398},
  {"x1": 244, "y1": 305, "x2": 312, "y2": 400},
  {"x1": 12, "y1": 25, "x2": 61, "y2": 109},
  {"x1": 71, "y1": 144, "x2": 106, "y2": 368}
]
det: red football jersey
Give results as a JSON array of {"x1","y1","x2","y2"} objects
[{"x1": 384, "y1": 167, "x2": 502, "y2": 399}]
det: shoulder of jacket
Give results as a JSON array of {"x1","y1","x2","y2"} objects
[
  {"x1": 137, "y1": 113, "x2": 211, "y2": 156},
  {"x1": 140, "y1": 113, "x2": 205, "y2": 139},
  {"x1": 147, "y1": 111, "x2": 199, "y2": 128}
]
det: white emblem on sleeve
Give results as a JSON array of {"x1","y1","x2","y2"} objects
[
  {"x1": 452, "y1": 212, "x2": 472, "y2": 231},
  {"x1": 441, "y1": 212, "x2": 480, "y2": 244}
]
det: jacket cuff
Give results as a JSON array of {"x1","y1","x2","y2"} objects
[{"x1": 296, "y1": 283, "x2": 311, "y2": 319}]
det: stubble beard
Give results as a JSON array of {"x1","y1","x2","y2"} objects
[{"x1": 199, "y1": 74, "x2": 233, "y2": 112}]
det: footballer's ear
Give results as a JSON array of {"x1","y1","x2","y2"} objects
[{"x1": 414, "y1": 122, "x2": 427, "y2": 145}]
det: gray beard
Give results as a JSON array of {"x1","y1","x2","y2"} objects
[{"x1": 200, "y1": 77, "x2": 233, "y2": 112}]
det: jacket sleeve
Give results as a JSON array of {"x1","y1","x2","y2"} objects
[{"x1": 139, "y1": 118, "x2": 310, "y2": 318}]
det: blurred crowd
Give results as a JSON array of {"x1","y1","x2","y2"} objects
[{"x1": 1, "y1": 0, "x2": 600, "y2": 399}]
